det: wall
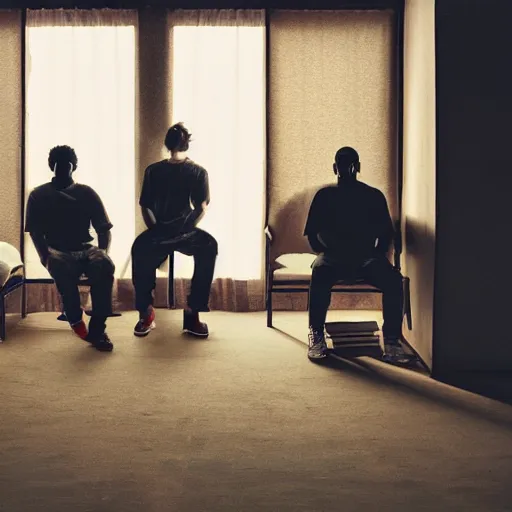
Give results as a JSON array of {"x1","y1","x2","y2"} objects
[
  {"x1": 0, "y1": 10, "x2": 22, "y2": 250},
  {"x1": 433, "y1": 0, "x2": 512, "y2": 374},
  {"x1": 401, "y1": 0, "x2": 436, "y2": 370}
]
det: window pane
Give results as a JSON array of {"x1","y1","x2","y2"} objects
[
  {"x1": 170, "y1": 25, "x2": 266, "y2": 280},
  {"x1": 25, "y1": 24, "x2": 136, "y2": 278}
]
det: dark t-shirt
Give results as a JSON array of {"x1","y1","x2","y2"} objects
[
  {"x1": 25, "y1": 178, "x2": 113, "y2": 251},
  {"x1": 139, "y1": 159, "x2": 210, "y2": 233},
  {"x1": 303, "y1": 181, "x2": 394, "y2": 262}
]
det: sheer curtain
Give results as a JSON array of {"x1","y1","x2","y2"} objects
[
  {"x1": 24, "y1": 9, "x2": 137, "y2": 280},
  {"x1": 167, "y1": 10, "x2": 266, "y2": 285}
]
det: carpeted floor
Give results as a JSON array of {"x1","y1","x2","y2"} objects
[{"x1": 1, "y1": 310, "x2": 512, "y2": 512}]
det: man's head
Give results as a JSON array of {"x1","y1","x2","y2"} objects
[
  {"x1": 165, "y1": 122, "x2": 192, "y2": 153},
  {"x1": 334, "y1": 146, "x2": 360, "y2": 180},
  {"x1": 48, "y1": 145, "x2": 78, "y2": 180}
]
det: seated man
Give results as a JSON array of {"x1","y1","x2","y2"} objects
[
  {"x1": 304, "y1": 146, "x2": 408, "y2": 364},
  {"x1": 25, "y1": 145, "x2": 115, "y2": 352},
  {"x1": 131, "y1": 123, "x2": 218, "y2": 338}
]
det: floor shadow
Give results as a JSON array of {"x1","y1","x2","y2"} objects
[
  {"x1": 274, "y1": 326, "x2": 512, "y2": 430},
  {"x1": 436, "y1": 373, "x2": 512, "y2": 407}
]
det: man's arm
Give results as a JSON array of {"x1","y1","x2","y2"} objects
[
  {"x1": 181, "y1": 169, "x2": 210, "y2": 232},
  {"x1": 139, "y1": 166, "x2": 157, "y2": 229},
  {"x1": 141, "y1": 207, "x2": 156, "y2": 229},
  {"x1": 88, "y1": 187, "x2": 114, "y2": 253},
  {"x1": 97, "y1": 231, "x2": 112, "y2": 252},
  {"x1": 30, "y1": 232, "x2": 50, "y2": 267},
  {"x1": 304, "y1": 189, "x2": 327, "y2": 254},
  {"x1": 374, "y1": 192, "x2": 394, "y2": 256},
  {"x1": 25, "y1": 192, "x2": 49, "y2": 266}
]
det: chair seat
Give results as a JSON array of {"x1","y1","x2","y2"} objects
[{"x1": 272, "y1": 267, "x2": 380, "y2": 290}]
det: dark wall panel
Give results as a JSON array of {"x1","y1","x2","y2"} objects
[{"x1": 434, "y1": 0, "x2": 512, "y2": 374}]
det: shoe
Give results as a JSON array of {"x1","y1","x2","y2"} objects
[
  {"x1": 71, "y1": 320, "x2": 88, "y2": 341},
  {"x1": 86, "y1": 331, "x2": 114, "y2": 352},
  {"x1": 383, "y1": 338, "x2": 410, "y2": 364},
  {"x1": 134, "y1": 307, "x2": 156, "y2": 337},
  {"x1": 183, "y1": 309, "x2": 209, "y2": 337},
  {"x1": 308, "y1": 327, "x2": 328, "y2": 360}
]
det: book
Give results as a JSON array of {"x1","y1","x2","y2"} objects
[{"x1": 325, "y1": 321, "x2": 380, "y2": 336}]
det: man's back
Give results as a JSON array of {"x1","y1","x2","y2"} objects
[
  {"x1": 139, "y1": 159, "x2": 209, "y2": 232},
  {"x1": 25, "y1": 180, "x2": 112, "y2": 252},
  {"x1": 304, "y1": 180, "x2": 393, "y2": 262}
]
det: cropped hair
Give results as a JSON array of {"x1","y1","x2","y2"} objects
[
  {"x1": 164, "y1": 122, "x2": 192, "y2": 152},
  {"x1": 48, "y1": 145, "x2": 78, "y2": 172}
]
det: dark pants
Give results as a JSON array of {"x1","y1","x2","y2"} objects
[
  {"x1": 131, "y1": 227, "x2": 218, "y2": 314},
  {"x1": 308, "y1": 254, "x2": 403, "y2": 339},
  {"x1": 46, "y1": 246, "x2": 115, "y2": 332}
]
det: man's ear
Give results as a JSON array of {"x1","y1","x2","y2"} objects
[{"x1": 333, "y1": 163, "x2": 337, "y2": 175}]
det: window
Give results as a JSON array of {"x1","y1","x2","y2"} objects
[
  {"x1": 25, "y1": 11, "x2": 136, "y2": 279},
  {"x1": 169, "y1": 12, "x2": 266, "y2": 280}
]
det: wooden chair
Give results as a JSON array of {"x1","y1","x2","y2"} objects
[
  {"x1": 265, "y1": 221, "x2": 412, "y2": 329},
  {"x1": 0, "y1": 267, "x2": 26, "y2": 341}
]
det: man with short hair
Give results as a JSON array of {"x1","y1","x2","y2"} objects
[
  {"x1": 304, "y1": 146, "x2": 408, "y2": 364},
  {"x1": 25, "y1": 145, "x2": 115, "y2": 352},
  {"x1": 131, "y1": 123, "x2": 218, "y2": 338}
]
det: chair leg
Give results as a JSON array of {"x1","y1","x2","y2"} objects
[
  {"x1": 0, "y1": 296, "x2": 5, "y2": 342},
  {"x1": 266, "y1": 288, "x2": 273, "y2": 328},
  {"x1": 403, "y1": 277, "x2": 412, "y2": 330},
  {"x1": 21, "y1": 281, "x2": 27, "y2": 318},
  {"x1": 168, "y1": 253, "x2": 175, "y2": 309}
]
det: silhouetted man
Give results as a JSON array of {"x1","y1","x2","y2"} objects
[
  {"x1": 304, "y1": 147, "x2": 408, "y2": 364},
  {"x1": 25, "y1": 145, "x2": 115, "y2": 352},
  {"x1": 131, "y1": 123, "x2": 218, "y2": 338}
]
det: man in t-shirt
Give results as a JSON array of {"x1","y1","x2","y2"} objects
[
  {"x1": 25, "y1": 145, "x2": 115, "y2": 352},
  {"x1": 131, "y1": 123, "x2": 218, "y2": 338},
  {"x1": 304, "y1": 146, "x2": 408, "y2": 364}
]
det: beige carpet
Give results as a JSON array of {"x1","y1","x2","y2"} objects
[{"x1": 1, "y1": 310, "x2": 512, "y2": 512}]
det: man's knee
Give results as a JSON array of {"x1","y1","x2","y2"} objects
[{"x1": 88, "y1": 250, "x2": 115, "y2": 278}]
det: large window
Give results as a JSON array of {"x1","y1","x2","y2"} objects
[
  {"x1": 24, "y1": 10, "x2": 136, "y2": 279},
  {"x1": 169, "y1": 10, "x2": 266, "y2": 280}
]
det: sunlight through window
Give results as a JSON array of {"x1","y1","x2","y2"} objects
[
  {"x1": 25, "y1": 23, "x2": 136, "y2": 279},
  {"x1": 170, "y1": 24, "x2": 266, "y2": 280}
]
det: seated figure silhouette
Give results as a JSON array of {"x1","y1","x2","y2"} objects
[
  {"x1": 131, "y1": 123, "x2": 218, "y2": 338},
  {"x1": 25, "y1": 145, "x2": 115, "y2": 352},
  {"x1": 304, "y1": 146, "x2": 408, "y2": 364}
]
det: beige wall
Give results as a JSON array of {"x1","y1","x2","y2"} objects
[
  {"x1": 268, "y1": 10, "x2": 397, "y2": 261},
  {"x1": 0, "y1": 10, "x2": 22, "y2": 250},
  {"x1": 401, "y1": 0, "x2": 436, "y2": 370}
]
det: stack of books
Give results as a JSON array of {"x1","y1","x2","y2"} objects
[{"x1": 325, "y1": 321, "x2": 382, "y2": 358}]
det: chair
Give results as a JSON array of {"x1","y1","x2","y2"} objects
[
  {"x1": 25, "y1": 275, "x2": 121, "y2": 322},
  {"x1": 265, "y1": 221, "x2": 412, "y2": 329},
  {"x1": 167, "y1": 252, "x2": 176, "y2": 309},
  {"x1": 55, "y1": 274, "x2": 122, "y2": 321},
  {"x1": 0, "y1": 267, "x2": 26, "y2": 341}
]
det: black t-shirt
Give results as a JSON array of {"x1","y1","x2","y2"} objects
[
  {"x1": 303, "y1": 181, "x2": 394, "y2": 261},
  {"x1": 139, "y1": 159, "x2": 210, "y2": 233},
  {"x1": 25, "y1": 178, "x2": 113, "y2": 251}
]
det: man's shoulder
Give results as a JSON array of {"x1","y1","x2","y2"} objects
[
  {"x1": 186, "y1": 159, "x2": 207, "y2": 176},
  {"x1": 316, "y1": 184, "x2": 337, "y2": 196},
  {"x1": 356, "y1": 181, "x2": 385, "y2": 198},
  {"x1": 30, "y1": 182, "x2": 53, "y2": 195},
  {"x1": 73, "y1": 183, "x2": 100, "y2": 197}
]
